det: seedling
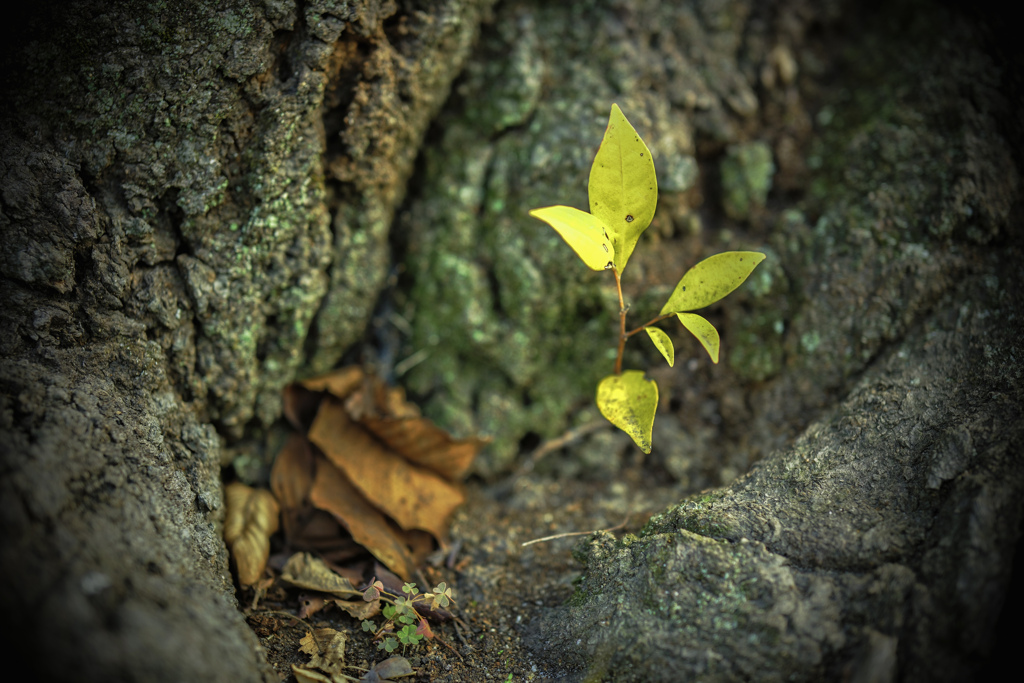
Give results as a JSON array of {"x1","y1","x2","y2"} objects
[
  {"x1": 361, "y1": 579, "x2": 454, "y2": 654},
  {"x1": 530, "y1": 104, "x2": 765, "y2": 453}
]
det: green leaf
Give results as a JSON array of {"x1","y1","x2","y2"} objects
[
  {"x1": 596, "y1": 371, "x2": 658, "y2": 453},
  {"x1": 644, "y1": 327, "x2": 675, "y2": 367},
  {"x1": 660, "y1": 251, "x2": 766, "y2": 315},
  {"x1": 676, "y1": 313, "x2": 720, "y2": 363},
  {"x1": 529, "y1": 205, "x2": 614, "y2": 271},
  {"x1": 588, "y1": 104, "x2": 658, "y2": 273}
]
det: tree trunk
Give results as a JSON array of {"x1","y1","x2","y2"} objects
[{"x1": 0, "y1": 1, "x2": 493, "y2": 680}]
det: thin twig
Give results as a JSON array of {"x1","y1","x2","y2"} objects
[
  {"x1": 521, "y1": 516, "x2": 629, "y2": 547},
  {"x1": 516, "y1": 419, "x2": 609, "y2": 475},
  {"x1": 452, "y1": 618, "x2": 471, "y2": 648}
]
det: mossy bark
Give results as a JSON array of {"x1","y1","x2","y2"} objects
[
  {"x1": 0, "y1": 1, "x2": 492, "y2": 680},
  {"x1": 526, "y1": 2, "x2": 1024, "y2": 681}
]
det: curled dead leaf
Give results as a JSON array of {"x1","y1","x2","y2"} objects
[
  {"x1": 360, "y1": 412, "x2": 486, "y2": 481},
  {"x1": 310, "y1": 397, "x2": 465, "y2": 543},
  {"x1": 280, "y1": 552, "x2": 362, "y2": 600},
  {"x1": 271, "y1": 433, "x2": 315, "y2": 541},
  {"x1": 223, "y1": 482, "x2": 279, "y2": 586},
  {"x1": 292, "y1": 665, "x2": 332, "y2": 683},
  {"x1": 299, "y1": 366, "x2": 366, "y2": 401},
  {"x1": 282, "y1": 552, "x2": 382, "y2": 621},
  {"x1": 299, "y1": 627, "x2": 347, "y2": 674},
  {"x1": 361, "y1": 655, "x2": 414, "y2": 683},
  {"x1": 309, "y1": 461, "x2": 418, "y2": 580},
  {"x1": 275, "y1": 366, "x2": 486, "y2": 580}
]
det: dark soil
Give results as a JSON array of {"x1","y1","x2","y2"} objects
[{"x1": 243, "y1": 444, "x2": 692, "y2": 682}]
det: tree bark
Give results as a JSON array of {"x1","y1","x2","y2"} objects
[{"x1": 0, "y1": 1, "x2": 493, "y2": 680}]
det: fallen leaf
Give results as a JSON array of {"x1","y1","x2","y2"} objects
[
  {"x1": 300, "y1": 366, "x2": 366, "y2": 401},
  {"x1": 309, "y1": 461, "x2": 418, "y2": 580},
  {"x1": 280, "y1": 552, "x2": 363, "y2": 600},
  {"x1": 223, "y1": 482, "x2": 280, "y2": 586},
  {"x1": 361, "y1": 655, "x2": 414, "y2": 682},
  {"x1": 310, "y1": 397, "x2": 465, "y2": 543},
  {"x1": 299, "y1": 627, "x2": 347, "y2": 674},
  {"x1": 296, "y1": 592, "x2": 328, "y2": 620},
  {"x1": 345, "y1": 382, "x2": 483, "y2": 480},
  {"x1": 296, "y1": 590, "x2": 381, "y2": 621},
  {"x1": 404, "y1": 529, "x2": 436, "y2": 567},
  {"x1": 292, "y1": 665, "x2": 332, "y2": 683},
  {"x1": 271, "y1": 433, "x2": 315, "y2": 541},
  {"x1": 283, "y1": 383, "x2": 326, "y2": 434},
  {"x1": 275, "y1": 366, "x2": 484, "y2": 584},
  {"x1": 328, "y1": 595, "x2": 381, "y2": 620},
  {"x1": 360, "y1": 413, "x2": 485, "y2": 481}
]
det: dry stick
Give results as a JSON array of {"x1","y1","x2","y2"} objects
[
  {"x1": 515, "y1": 419, "x2": 610, "y2": 477},
  {"x1": 521, "y1": 516, "x2": 629, "y2": 547}
]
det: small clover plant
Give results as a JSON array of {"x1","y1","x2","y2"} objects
[
  {"x1": 530, "y1": 104, "x2": 765, "y2": 453},
  {"x1": 360, "y1": 579, "x2": 453, "y2": 653}
]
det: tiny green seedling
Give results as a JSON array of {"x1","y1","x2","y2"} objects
[
  {"x1": 361, "y1": 579, "x2": 453, "y2": 654},
  {"x1": 530, "y1": 104, "x2": 765, "y2": 453}
]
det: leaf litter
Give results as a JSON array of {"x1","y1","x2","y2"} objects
[{"x1": 227, "y1": 366, "x2": 486, "y2": 680}]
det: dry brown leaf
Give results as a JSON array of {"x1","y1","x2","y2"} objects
[
  {"x1": 360, "y1": 413, "x2": 484, "y2": 481},
  {"x1": 280, "y1": 552, "x2": 363, "y2": 600},
  {"x1": 361, "y1": 655, "x2": 414, "y2": 682},
  {"x1": 379, "y1": 385, "x2": 421, "y2": 419},
  {"x1": 299, "y1": 366, "x2": 365, "y2": 400},
  {"x1": 309, "y1": 397, "x2": 465, "y2": 542},
  {"x1": 296, "y1": 592, "x2": 328, "y2": 620},
  {"x1": 283, "y1": 383, "x2": 325, "y2": 434},
  {"x1": 405, "y1": 529, "x2": 436, "y2": 568},
  {"x1": 299, "y1": 627, "x2": 347, "y2": 674},
  {"x1": 296, "y1": 590, "x2": 382, "y2": 621},
  {"x1": 328, "y1": 596, "x2": 381, "y2": 620},
  {"x1": 346, "y1": 381, "x2": 482, "y2": 480},
  {"x1": 223, "y1": 482, "x2": 279, "y2": 586},
  {"x1": 309, "y1": 462, "x2": 417, "y2": 580},
  {"x1": 292, "y1": 665, "x2": 332, "y2": 683},
  {"x1": 270, "y1": 433, "x2": 315, "y2": 541}
]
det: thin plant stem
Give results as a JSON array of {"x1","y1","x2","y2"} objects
[
  {"x1": 613, "y1": 268, "x2": 627, "y2": 375},
  {"x1": 625, "y1": 312, "x2": 675, "y2": 338}
]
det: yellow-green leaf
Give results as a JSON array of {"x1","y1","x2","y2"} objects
[
  {"x1": 588, "y1": 104, "x2": 658, "y2": 273},
  {"x1": 596, "y1": 371, "x2": 658, "y2": 453},
  {"x1": 529, "y1": 205, "x2": 615, "y2": 271},
  {"x1": 660, "y1": 251, "x2": 766, "y2": 314},
  {"x1": 645, "y1": 327, "x2": 675, "y2": 367},
  {"x1": 676, "y1": 313, "x2": 720, "y2": 363}
]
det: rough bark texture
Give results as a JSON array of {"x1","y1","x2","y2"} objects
[
  {"x1": 521, "y1": 2, "x2": 1024, "y2": 681},
  {"x1": 0, "y1": 1, "x2": 494, "y2": 681},
  {"x1": 1, "y1": 0, "x2": 1021, "y2": 682}
]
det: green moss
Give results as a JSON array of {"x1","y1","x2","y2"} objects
[
  {"x1": 396, "y1": 3, "x2": 712, "y2": 473},
  {"x1": 720, "y1": 141, "x2": 775, "y2": 220}
]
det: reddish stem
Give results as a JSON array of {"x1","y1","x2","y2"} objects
[
  {"x1": 613, "y1": 268, "x2": 626, "y2": 375},
  {"x1": 625, "y1": 312, "x2": 675, "y2": 338}
]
